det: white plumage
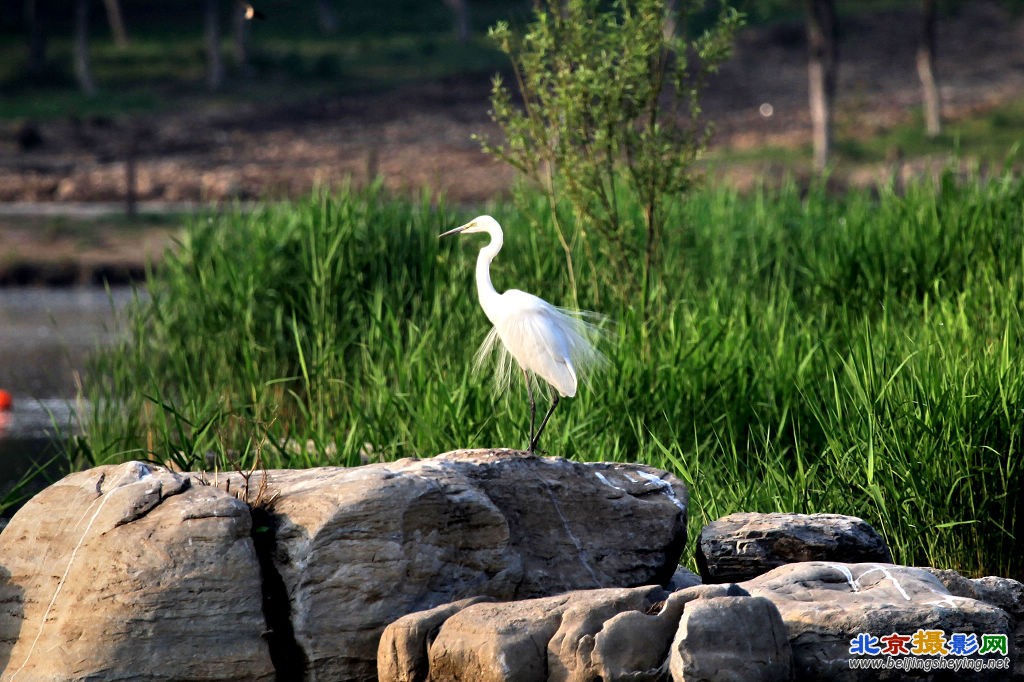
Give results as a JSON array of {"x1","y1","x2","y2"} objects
[{"x1": 440, "y1": 215, "x2": 605, "y2": 452}]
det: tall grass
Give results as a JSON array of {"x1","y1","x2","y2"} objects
[{"x1": 74, "y1": 171, "x2": 1024, "y2": 578}]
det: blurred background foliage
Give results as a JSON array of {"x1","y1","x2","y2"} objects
[{"x1": 2, "y1": 1, "x2": 1022, "y2": 112}]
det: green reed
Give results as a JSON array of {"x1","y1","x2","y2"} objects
[{"x1": 74, "y1": 170, "x2": 1024, "y2": 577}]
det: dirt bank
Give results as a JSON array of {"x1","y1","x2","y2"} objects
[{"x1": 1, "y1": 1, "x2": 1022, "y2": 285}]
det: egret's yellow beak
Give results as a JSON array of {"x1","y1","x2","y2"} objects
[{"x1": 439, "y1": 223, "x2": 470, "y2": 238}]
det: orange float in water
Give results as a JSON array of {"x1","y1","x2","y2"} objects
[{"x1": 0, "y1": 389, "x2": 12, "y2": 411}]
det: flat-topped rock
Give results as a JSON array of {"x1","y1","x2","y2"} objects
[
  {"x1": 242, "y1": 450, "x2": 688, "y2": 680},
  {"x1": 697, "y1": 512, "x2": 892, "y2": 583},
  {"x1": 0, "y1": 452, "x2": 689, "y2": 681},
  {"x1": 744, "y1": 561, "x2": 1014, "y2": 680}
]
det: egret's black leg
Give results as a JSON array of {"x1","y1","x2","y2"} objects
[
  {"x1": 528, "y1": 394, "x2": 559, "y2": 454},
  {"x1": 523, "y1": 368, "x2": 536, "y2": 450}
]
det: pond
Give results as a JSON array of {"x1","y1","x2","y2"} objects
[{"x1": 0, "y1": 287, "x2": 137, "y2": 506}]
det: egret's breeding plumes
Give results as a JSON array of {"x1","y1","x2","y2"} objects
[{"x1": 440, "y1": 215, "x2": 605, "y2": 453}]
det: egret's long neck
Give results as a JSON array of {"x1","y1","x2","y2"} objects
[{"x1": 475, "y1": 229, "x2": 503, "y2": 320}]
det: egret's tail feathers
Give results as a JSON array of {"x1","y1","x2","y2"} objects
[
  {"x1": 473, "y1": 326, "x2": 518, "y2": 393},
  {"x1": 557, "y1": 307, "x2": 609, "y2": 389},
  {"x1": 473, "y1": 308, "x2": 609, "y2": 394}
]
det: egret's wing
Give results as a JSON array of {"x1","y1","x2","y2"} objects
[{"x1": 474, "y1": 292, "x2": 608, "y2": 397}]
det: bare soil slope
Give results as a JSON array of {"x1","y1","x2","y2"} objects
[{"x1": 1, "y1": 2, "x2": 1022, "y2": 283}]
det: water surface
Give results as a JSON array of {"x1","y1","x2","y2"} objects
[{"x1": 0, "y1": 287, "x2": 136, "y2": 501}]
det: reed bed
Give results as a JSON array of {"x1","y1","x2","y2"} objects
[{"x1": 74, "y1": 171, "x2": 1024, "y2": 577}]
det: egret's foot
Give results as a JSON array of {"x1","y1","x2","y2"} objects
[{"x1": 526, "y1": 438, "x2": 547, "y2": 456}]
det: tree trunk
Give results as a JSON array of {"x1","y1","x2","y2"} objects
[
  {"x1": 804, "y1": 0, "x2": 837, "y2": 171},
  {"x1": 917, "y1": 0, "x2": 941, "y2": 137},
  {"x1": 25, "y1": 0, "x2": 48, "y2": 76},
  {"x1": 443, "y1": 0, "x2": 470, "y2": 44},
  {"x1": 102, "y1": 0, "x2": 129, "y2": 47},
  {"x1": 205, "y1": 0, "x2": 225, "y2": 91},
  {"x1": 662, "y1": 0, "x2": 679, "y2": 41},
  {"x1": 74, "y1": 0, "x2": 98, "y2": 95},
  {"x1": 233, "y1": 1, "x2": 249, "y2": 67}
]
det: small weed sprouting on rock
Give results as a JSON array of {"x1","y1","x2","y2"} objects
[{"x1": 223, "y1": 419, "x2": 281, "y2": 512}]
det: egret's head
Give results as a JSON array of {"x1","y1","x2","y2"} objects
[{"x1": 439, "y1": 215, "x2": 500, "y2": 239}]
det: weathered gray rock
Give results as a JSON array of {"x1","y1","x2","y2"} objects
[
  {"x1": 427, "y1": 591, "x2": 582, "y2": 682},
  {"x1": 743, "y1": 561, "x2": 1014, "y2": 681},
  {"x1": 0, "y1": 453, "x2": 687, "y2": 682},
  {"x1": 925, "y1": 568, "x2": 1024, "y2": 679},
  {"x1": 417, "y1": 586, "x2": 673, "y2": 682},
  {"x1": 697, "y1": 512, "x2": 892, "y2": 583},
  {"x1": 232, "y1": 449, "x2": 689, "y2": 681},
  {"x1": 378, "y1": 581, "x2": 750, "y2": 682},
  {"x1": 0, "y1": 461, "x2": 273, "y2": 681},
  {"x1": 590, "y1": 583, "x2": 748, "y2": 682},
  {"x1": 925, "y1": 569, "x2": 1024, "y2": 619},
  {"x1": 382, "y1": 560, "x2": 1023, "y2": 682},
  {"x1": 378, "y1": 596, "x2": 496, "y2": 682},
  {"x1": 667, "y1": 565, "x2": 703, "y2": 591},
  {"x1": 669, "y1": 595, "x2": 793, "y2": 682},
  {"x1": 547, "y1": 585, "x2": 673, "y2": 682}
]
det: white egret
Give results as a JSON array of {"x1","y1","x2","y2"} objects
[{"x1": 440, "y1": 215, "x2": 605, "y2": 453}]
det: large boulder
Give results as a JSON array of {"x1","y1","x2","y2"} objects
[
  {"x1": 388, "y1": 560, "x2": 1020, "y2": 682},
  {"x1": 925, "y1": 568, "x2": 1024, "y2": 679},
  {"x1": 380, "y1": 585, "x2": 669, "y2": 682},
  {"x1": 378, "y1": 582, "x2": 765, "y2": 682},
  {"x1": 246, "y1": 449, "x2": 688, "y2": 681},
  {"x1": 697, "y1": 512, "x2": 892, "y2": 583},
  {"x1": 378, "y1": 596, "x2": 497, "y2": 682},
  {"x1": 743, "y1": 561, "x2": 1014, "y2": 681},
  {"x1": 668, "y1": 595, "x2": 792, "y2": 682},
  {"x1": 0, "y1": 451, "x2": 689, "y2": 681},
  {"x1": 0, "y1": 461, "x2": 273, "y2": 681}
]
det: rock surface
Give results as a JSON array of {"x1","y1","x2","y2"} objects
[
  {"x1": 380, "y1": 585, "x2": 677, "y2": 682},
  {"x1": 379, "y1": 582, "x2": 760, "y2": 682},
  {"x1": 926, "y1": 568, "x2": 1024, "y2": 679},
  {"x1": 587, "y1": 583, "x2": 746, "y2": 681},
  {"x1": 391, "y1": 560, "x2": 1020, "y2": 682},
  {"x1": 0, "y1": 461, "x2": 273, "y2": 681},
  {"x1": 378, "y1": 596, "x2": 497, "y2": 682},
  {"x1": 744, "y1": 561, "x2": 1014, "y2": 681},
  {"x1": 669, "y1": 595, "x2": 792, "y2": 682},
  {"x1": 242, "y1": 450, "x2": 689, "y2": 681},
  {"x1": 697, "y1": 512, "x2": 892, "y2": 583},
  {"x1": 0, "y1": 451, "x2": 688, "y2": 681},
  {"x1": 5, "y1": 455, "x2": 1022, "y2": 682}
]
